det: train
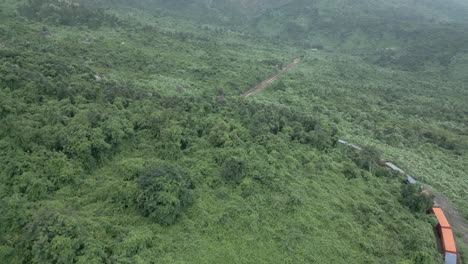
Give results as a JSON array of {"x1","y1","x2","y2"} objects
[
  {"x1": 431, "y1": 207, "x2": 458, "y2": 264},
  {"x1": 338, "y1": 140, "x2": 459, "y2": 264}
]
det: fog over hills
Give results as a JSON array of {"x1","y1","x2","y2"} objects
[
  {"x1": 89, "y1": 0, "x2": 468, "y2": 74},
  {"x1": 1, "y1": 0, "x2": 467, "y2": 263}
]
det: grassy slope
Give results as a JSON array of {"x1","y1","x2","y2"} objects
[
  {"x1": 128, "y1": 0, "x2": 468, "y2": 76},
  {"x1": 252, "y1": 51, "x2": 468, "y2": 256},
  {"x1": 107, "y1": 2, "x2": 468, "y2": 259},
  {"x1": 252, "y1": 50, "x2": 468, "y2": 211}
]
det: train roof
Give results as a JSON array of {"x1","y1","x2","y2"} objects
[
  {"x1": 432, "y1": 208, "x2": 451, "y2": 228},
  {"x1": 445, "y1": 252, "x2": 457, "y2": 264},
  {"x1": 385, "y1": 162, "x2": 405, "y2": 173},
  {"x1": 441, "y1": 228, "x2": 457, "y2": 254},
  {"x1": 406, "y1": 175, "x2": 417, "y2": 184},
  {"x1": 349, "y1": 144, "x2": 363, "y2": 151},
  {"x1": 384, "y1": 162, "x2": 405, "y2": 173}
]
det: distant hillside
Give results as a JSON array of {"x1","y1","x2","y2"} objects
[
  {"x1": 90, "y1": 0, "x2": 468, "y2": 75},
  {"x1": 224, "y1": 0, "x2": 468, "y2": 23},
  {"x1": 246, "y1": 0, "x2": 468, "y2": 73}
]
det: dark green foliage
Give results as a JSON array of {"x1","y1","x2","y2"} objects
[
  {"x1": 20, "y1": 208, "x2": 106, "y2": 264},
  {"x1": 22, "y1": 210, "x2": 84, "y2": 263},
  {"x1": 401, "y1": 184, "x2": 434, "y2": 213},
  {"x1": 0, "y1": 194, "x2": 32, "y2": 235},
  {"x1": 18, "y1": 0, "x2": 119, "y2": 28},
  {"x1": 342, "y1": 162, "x2": 361, "y2": 179},
  {"x1": 221, "y1": 158, "x2": 246, "y2": 184},
  {"x1": 352, "y1": 146, "x2": 381, "y2": 171},
  {"x1": 372, "y1": 165, "x2": 394, "y2": 178},
  {"x1": 137, "y1": 163, "x2": 192, "y2": 225},
  {"x1": 411, "y1": 251, "x2": 437, "y2": 264},
  {"x1": 271, "y1": 80, "x2": 286, "y2": 91}
]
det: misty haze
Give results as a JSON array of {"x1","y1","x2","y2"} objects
[{"x1": 0, "y1": 0, "x2": 467, "y2": 263}]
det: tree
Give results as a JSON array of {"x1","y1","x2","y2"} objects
[
  {"x1": 20, "y1": 208, "x2": 106, "y2": 264},
  {"x1": 221, "y1": 158, "x2": 246, "y2": 184},
  {"x1": 137, "y1": 163, "x2": 192, "y2": 225},
  {"x1": 355, "y1": 146, "x2": 381, "y2": 172},
  {"x1": 342, "y1": 162, "x2": 361, "y2": 179},
  {"x1": 372, "y1": 165, "x2": 394, "y2": 178},
  {"x1": 400, "y1": 184, "x2": 434, "y2": 213},
  {"x1": 117, "y1": 158, "x2": 145, "y2": 181}
]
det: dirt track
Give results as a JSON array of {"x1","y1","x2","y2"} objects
[
  {"x1": 428, "y1": 189, "x2": 468, "y2": 247},
  {"x1": 246, "y1": 61, "x2": 467, "y2": 262},
  {"x1": 242, "y1": 56, "x2": 302, "y2": 98}
]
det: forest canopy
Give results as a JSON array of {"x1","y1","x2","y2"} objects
[{"x1": 0, "y1": 0, "x2": 467, "y2": 263}]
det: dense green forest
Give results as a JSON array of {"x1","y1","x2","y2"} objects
[
  {"x1": 0, "y1": 0, "x2": 467, "y2": 263},
  {"x1": 87, "y1": 0, "x2": 468, "y2": 74}
]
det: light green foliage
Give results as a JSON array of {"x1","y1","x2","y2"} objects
[
  {"x1": 112, "y1": 227, "x2": 154, "y2": 262},
  {"x1": 116, "y1": 158, "x2": 145, "y2": 181}
]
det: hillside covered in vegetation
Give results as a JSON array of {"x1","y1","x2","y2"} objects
[
  {"x1": 90, "y1": 0, "x2": 468, "y2": 74},
  {"x1": 0, "y1": 0, "x2": 467, "y2": 263}
]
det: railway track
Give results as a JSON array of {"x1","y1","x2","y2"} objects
[
  {"x1": 242, "y1": 55, "x2": 465, "y2": 261},
  {"x1": 338, "y1": 140, "x2": 464, "y2": 264},
  {"x1": 242, "y1": 53, "x2": 465, "y2": 261}
]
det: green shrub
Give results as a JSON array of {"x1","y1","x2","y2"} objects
[
  {"x1": 20, "y1": 208, "x2": 106, "y2": 264},
  {"x1": 137, "y1": 163, "x2": 192, "y2": 225},
  {"x1": 342, "y1": 162, "x2": 361, "y2": 179},
  {"x1": 221, "y1": 158, "x2": 246, "y2": 184},
  {"x1": 352, "y1": 146, "x2": 381, "y2": 171},
  {"x1": 117, "y1": 158, "x2": 145, "y2": 181},
  {"x1": 400, "y1": 184, "x2": 434, "y2": 213},
  {"x1": 372, "y1": 165, "x2": 394, "y2": 178}
]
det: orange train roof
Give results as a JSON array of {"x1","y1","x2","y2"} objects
[
  {"x1": 432, "y1": 208, "x2": 451, "y2": 228},
  {"x1": 441, "y1": 227, "x2": 457, "y2": 254}
]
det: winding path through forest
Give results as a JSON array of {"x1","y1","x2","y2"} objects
[
  {"x1": 242, "y1": 56, "x2": 302, "y2": 98},
  {"x1": 244, "y1": 59, "x2": 466, "y2": 262},
  {"x1": 428, "y1": 189, "x2": 468, "y2": 245}
]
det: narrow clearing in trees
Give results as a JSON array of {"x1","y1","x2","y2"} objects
[
  {"x1": 242, "y1": 56, "x2": 302, "y2": 98},
  {"x1": 428, "y1": 189, "x2": 468, "y2": 245},
  {"x1": 245, "y1": 58, "x2": 467, "y2": 261}
]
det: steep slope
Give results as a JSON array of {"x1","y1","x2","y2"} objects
[
  {"x1": 108, "y1": 0, "x2": 468, "y2": 23},
  {"x1": 247, "y1": 0, "x2": 468, "y2": 73},
  {"x1": 0, "y1": 1, "x2": 454, "y2": 263},
  {"x1": 96, "y1": 0, "x2": 468, "y2": 75}
]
